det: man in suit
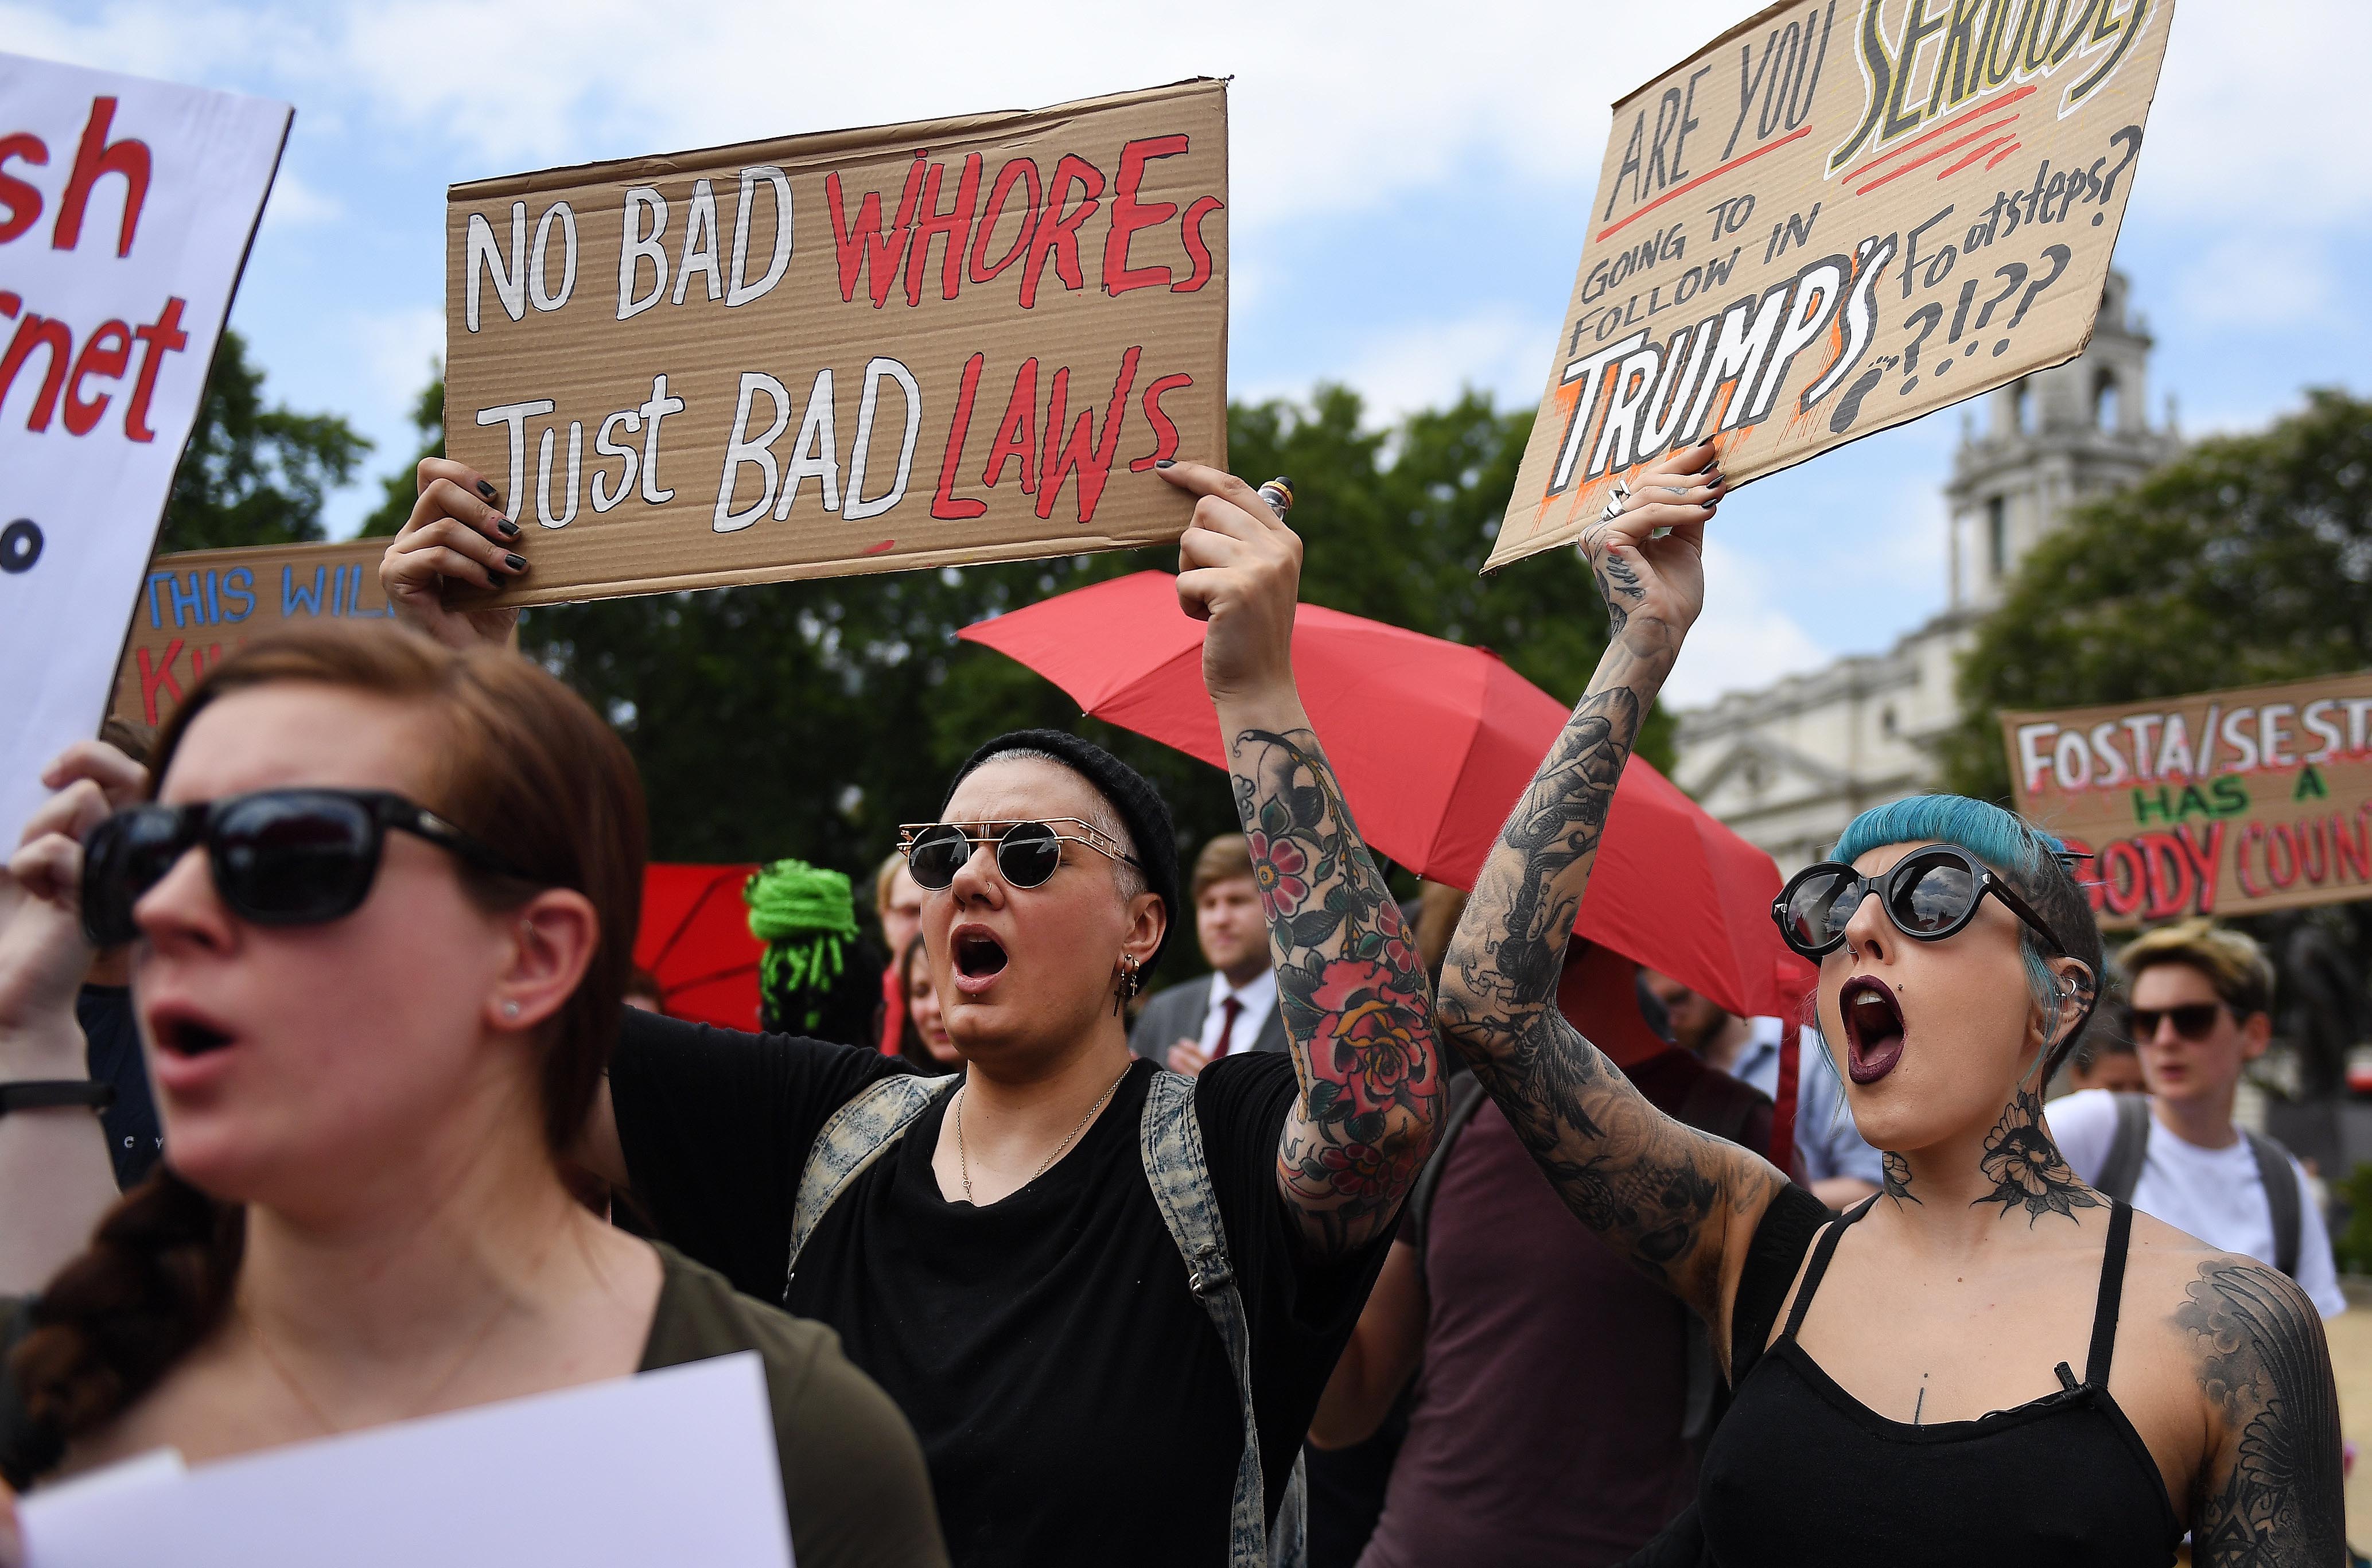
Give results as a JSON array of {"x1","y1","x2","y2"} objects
[{"x1": 1131, "y1": 834, "x2": 1286, "y2": 1075}]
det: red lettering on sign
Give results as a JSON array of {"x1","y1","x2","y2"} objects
[
  {"x1": 0, "y1": 313, "x2": 70, "y2": 430},
  {"x1": 982, "y1": 357, "x2": 1039, "y2": 494},
  {"x1": 907, "y1": 154, "x2": 982, "y2": 307},
  {"x1": 1173, "y1": 196, "x2": 1222, "y2": 294},
  {"x1": 931, "y1": 351, "x2": 988, "y2": 520},
  {"x1": 1103, "y1": 135, "x2": 1187, "y2": 296},
  {"x1": 64, "y1": 319, "x2": 131, "y2": 435},
  {"x1": 1130, "y1": 372, "x2": 1193, "y2": 472},
  {"x1": 0, "y1": 133, "x2": 46, "y2": 244},
  {"x1": 125, "y1": 295, "x2": 188, "y2": 443},
  {"x1": 1037, "y1": 345, "x2": 1141, "y2": 524},
  {"x1": 1020, "y1": 155, "x2": 1104, "y2": 310},
  {"x1": 51, "y1": 96, "x2": 150, "y2": 257},
  {"x1": 138, "y1": 640, "x2": 185, "y2": 725}
]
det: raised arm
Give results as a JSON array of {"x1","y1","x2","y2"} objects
[
  {"x1": 1159, "y1": 464, "x2": 1442, "y2": 1258},
  {"x1": 2177, "y1": 1256, "x2": 2345, "y2": 1564},
  {"x1": 1433, "y1": 442, "x2": 1780, "y2": 1331},
  {"x1": 0, "y1": 744, "x2": 153, "y2": 1291}
]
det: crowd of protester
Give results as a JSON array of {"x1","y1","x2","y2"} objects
[{"x1": 0, "y1": 441, "x2": 2350, "y2": 1566}]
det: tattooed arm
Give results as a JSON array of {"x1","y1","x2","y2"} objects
[
  {"x1": 1435, "y1": 442, "x2": 1783, "y2": 1330},
  {"x1": 1158, "y1": 463, "x2": 1444, "y2": 1256},
  {"x1": 2178, "y1": 1258, "x2": 2346, "y2": 1565}
]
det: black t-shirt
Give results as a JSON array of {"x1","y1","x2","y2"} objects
[
  {"x1": 610, "y1": 1010, "x2": 1390, "y2": 1568},
  {"x1": 77, "y1": 986, "x2": 161, "y2": 1190}
]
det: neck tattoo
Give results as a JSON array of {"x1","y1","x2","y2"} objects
[
  {"x1": 956, "y1": 1066, "x2": 1129, "y2": 1204},
  {"x1": 1974, "y1": 1086, "x2": 2101, "y2": 1225},
  {"x1": 1881, "y1": 1150, "x2": 1921, "y2": 1205}
]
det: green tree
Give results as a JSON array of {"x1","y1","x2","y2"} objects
[
  {"x1": 1939, "y1": 388, "x2": 2372, "y2": 803},
  {"x1": 357, "y1": 375, "x2": 443, "y2": 538},
  {"x1": 155, "y1": 332, "x2": 370, "y2": 554}
]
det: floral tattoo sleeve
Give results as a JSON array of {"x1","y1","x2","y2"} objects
[{"x1": 1232, "y1": 726, "x2": 1442, "y2": 1256}]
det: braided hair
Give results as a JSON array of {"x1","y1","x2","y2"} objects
[{"x1": 745, "y1": 859, "x2": 881, "y2": 1045}]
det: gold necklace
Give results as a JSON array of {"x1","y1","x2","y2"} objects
[
  {"x1": 956, "y1": 1067, "x2": 1129, "y2": 1204},
  {"x1": 242, "y1": 1220, "x2": 565, "y2": 1435}
]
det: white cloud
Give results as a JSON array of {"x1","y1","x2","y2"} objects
[
  {"x1": 351, "y1": 304, "x2": 442, "y2": 417},
  {"x1": 258, "y1": 167, "x2": 341, "y2": 231},
  {"x1": 1664, "y1": 540, "x2": 1832, "y2": 707},
  {"x1": 2173, "y1": 238, "x2": 2337, "y2": 331}
]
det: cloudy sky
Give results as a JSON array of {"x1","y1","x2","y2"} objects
[{"x1": 10, "y1": 0, "x2": 2366, "y2": 705}]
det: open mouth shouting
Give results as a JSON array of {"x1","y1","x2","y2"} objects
[
  {"x1": 949, "y1": 924, "x2": 1011, "y2": 996},
  {"x1": 143, "y1": 1000, "x2": 243, "y2": 1094},
  {"x1": 1838, "y1": 976, "x2": 1907, "y2": 1084}
]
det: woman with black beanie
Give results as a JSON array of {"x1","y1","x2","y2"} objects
[{"x1": 372, "y1": 454, "x2": 1446, "y2": 1568}]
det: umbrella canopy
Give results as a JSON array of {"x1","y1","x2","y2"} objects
[
  {"x1": 635, "y1": 863, "x2": 764, "y2": 1030},
  {"x1": 958, "y1": 571, "x2": 1811, "y2": 1022}
]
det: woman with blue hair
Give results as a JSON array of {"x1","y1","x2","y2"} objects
[{"x1": 1434, "y1": 439, "x2": 2343, "y2": 1565}]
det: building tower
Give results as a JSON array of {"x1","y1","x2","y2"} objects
[
  {"x1": 1669, "y1": 271, "x2": 2179, "y2": 874},
  {"x1": 1946, "y1": 270, "x2": 2180, "y2": 614}
]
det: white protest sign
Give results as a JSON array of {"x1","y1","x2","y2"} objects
[
  {"x1": 21, "y1": 1352, "x2": 796, "y2": 1568},
  {"x1": 0, "y1": 53, "x2": 289, "y2": 839}
]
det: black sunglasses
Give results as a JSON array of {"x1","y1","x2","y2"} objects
[
  {"x1": 899, "y1": 819, "x2": 1140, "y2": 892},
  {"x1": 1772, "y1": 845, "x2": 2068, "y2": 961},
  {"x1": 2128, "y1": 1002, "x2": 2227, "y2": 1042},
  {"x1": 81, "y1": 788, "x2": 528, "y2": 947}
]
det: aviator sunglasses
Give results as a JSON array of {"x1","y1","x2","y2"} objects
[
  {"x1": 1771, "y1": 844, "x2": 2070, "y2": 962},
  {"x1": 899, "y1": 819, "x2": 1141, "y2": 892},
  {"x1": 80, "y1": 788, "x2": 528, "y2": 948}
]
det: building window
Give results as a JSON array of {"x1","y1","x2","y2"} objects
[
  {"x1": 1987, "y1": 496, "x2": 2008, "y2": 579},
  {"x1": 2094, "y1": 372, "x2": 2120, "y2": 430},
  {"x1": 2014, "y1": 379, "x2": 2036, "y2": 434},
  {"x1": 1881, "y1": 706, "x2": 1898, "y2": 738}
]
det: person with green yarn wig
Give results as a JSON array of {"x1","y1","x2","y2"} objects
[{"x1": 745, "y1": 859, "x2": 884, "y2": 1049}]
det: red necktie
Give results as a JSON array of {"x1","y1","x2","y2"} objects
[{"x1": 1214, "y1": 997, "x2": 1244, "y2": 1058}]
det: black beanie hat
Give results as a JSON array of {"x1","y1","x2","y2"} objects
[{"x1": 942, "y1": 729, "x2": 1181, "y2": 976}]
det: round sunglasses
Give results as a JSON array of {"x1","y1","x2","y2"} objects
[
  {"x1": 80, "y1": 788, "x2": 527, "y2": 947},
  {"x1": 1772, "y1": 844, "x2": 2068, "y2": 961},
  {"x1": 898, "y1": 819, "x2": 1140, "y2": 892}
]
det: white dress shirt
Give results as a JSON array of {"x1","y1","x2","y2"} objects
[{"x1": 1199, "y1": 967, "x2": 1278, "y2": 1058}]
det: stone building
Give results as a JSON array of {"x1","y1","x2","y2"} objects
[{"x1": 1671, "y1": 272, "x2": 2181, "y2": 873}]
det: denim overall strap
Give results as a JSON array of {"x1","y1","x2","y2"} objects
[
  {"x1": 784, "y1": 1072, "x2": 959, "y2": 1299},
  {"x1": 1138, "y1": 1069, "x2": 1307, "y2": 1568}
]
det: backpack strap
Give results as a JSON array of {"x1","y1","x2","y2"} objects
[
  {"x1": 784, "y1": 1072, "x2": 959, "y2": 1299},
  {"x1": 2094, "y1": 1092, "x2": 2151, "y2": 1203},
  {"x1": 2242, "y1": 1130, "x2": 2303, "y2": 1279},
  {"x1": 1138, "y1": 1068, "x2": 1302, "y2": 1568},
  {"x1": 1407, "y1": 1072, "x2": 1490, "y2": 1268}
]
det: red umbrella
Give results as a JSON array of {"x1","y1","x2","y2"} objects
[
  {"x1": 635, "y1": 863, "x2": 764, "y2": 1030},
  {"x1": 957, "y1": 571, "x2": 1811, "y2": 1023}
]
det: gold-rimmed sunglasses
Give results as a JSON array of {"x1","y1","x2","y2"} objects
[{"x1": 898, "y1": 819, "x2": 1141, "y2": 890}]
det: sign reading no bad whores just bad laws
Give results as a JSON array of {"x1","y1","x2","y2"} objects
[
  {"x1": 1490, "y1": 0, "x2": 2173, "y2": 570},
  {"x1": 445, "y1": 80, "x2": 1226, "y2": 604},
  {"x1": 2003, "y1": 674, "x2": 2372, "y2": 927}
]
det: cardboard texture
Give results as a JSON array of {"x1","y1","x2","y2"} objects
[
  {"x1": 0, "y1": 55, "x2": 290, "y2": 841},
  {"x1": 107, "y1": 538, "x2": 396, "y2": 732},
  {"x1": 1490, "y1": 0, "x2": 2173, "y2": 571},
  {"x1": 445, "y1": 80, "x2": 1227, "y2": 606},
  {"x1": 2001, "y1": 672, "x2": 2372, "y2": 927}
]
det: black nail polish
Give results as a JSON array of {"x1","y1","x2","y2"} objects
[
  {"x1": 476, "y1": 480, "x2": 499, "y2": 501},
  {"x1": 496, "y1": 519, "x2": 521, "y2": 537},
  {"x1": 504, "y1": 553, "x2": 527, "y2": 571},
  {"x1": 1154, "y1": 458, "x2": 1176, "y2": 469}
]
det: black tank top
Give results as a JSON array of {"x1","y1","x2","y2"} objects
[{"x1": 1692, "y1": 1196, "x2": 2182, "y2": 1566}]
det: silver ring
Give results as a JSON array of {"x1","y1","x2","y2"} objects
[{"x1": 1600, "y1": 495, "x2": 1626, "y2": 523}]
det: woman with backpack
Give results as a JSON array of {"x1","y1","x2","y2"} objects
[{"x1": 373, "y1": 453, "x2": 1445, "y2": 1567}]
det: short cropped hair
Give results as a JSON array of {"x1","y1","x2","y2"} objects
[
  {"x1": 873, "y1": 850, "x2": 906, "y2": 918},
  {"x1": 1831, "y1": 793, "x2": 2105, "y2": 1079},
  {"x1": 1191, "y1": 834, "x2": 1255, "y2": 902},
  {"x1": 2117, "y1": 918, "x2": 2274, "y2": 1021}
]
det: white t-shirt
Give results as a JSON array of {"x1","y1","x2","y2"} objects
[
  {"x1": 1197, "y1": 967, "x2": 1277, "y2": 1057},
  {"x1": 2048, "y1": 1088, "x2": 2348, "y2": 1319}
]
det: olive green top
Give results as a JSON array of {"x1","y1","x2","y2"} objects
[{"x1": 2, "y1": 1240, "x2": 947, "y2": 1568}]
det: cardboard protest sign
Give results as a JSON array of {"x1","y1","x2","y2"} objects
[
  {"x1": 2002, "y1": 673, "x2": 2372, "y2": 927},
  {"x1": 1490, "y1": 0, "x2": 2172, "y2": 570},
  {"x1": 445, "y1": 80, "x2": 1227, "y2": 607},
  {"x1": 0, "y1": 55, "x2": 289, "y2": 839},
  {"x1": 107, "y1": 538, "x2": 396, "y2": 732}
]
